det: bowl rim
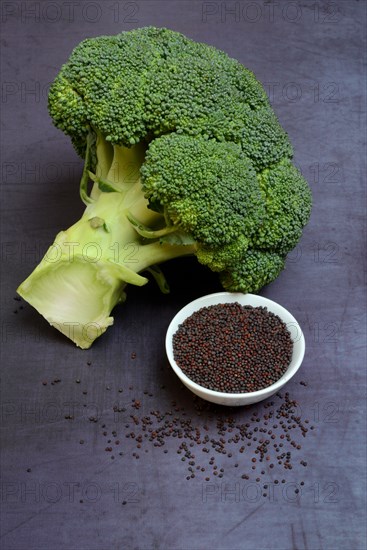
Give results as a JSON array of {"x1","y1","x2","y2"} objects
[{"x1": 165, "y1": 292, "x2": 305, "y2": 399}]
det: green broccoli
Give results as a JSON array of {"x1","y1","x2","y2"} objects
[{"x1": 17, "y1": 27, "x2": 312, "y2": 349}]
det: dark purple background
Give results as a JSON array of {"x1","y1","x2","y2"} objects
[{"x1": 1, "y1": 1, "x2": 366, "y2": 549}]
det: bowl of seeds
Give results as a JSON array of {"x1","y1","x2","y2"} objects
[{"x1": 166, "y1": 292, "x2": 305, "y2": 406}]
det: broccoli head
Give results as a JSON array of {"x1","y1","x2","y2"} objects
[{"x1": 17, "y1": 27, "x2": 312, "y2": 348}]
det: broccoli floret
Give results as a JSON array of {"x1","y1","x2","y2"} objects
[
  {"x1": 253, "y1": 160, "x2": 312, "y2": 254},
  {"x1": 141, "y1": 134, "x2": 265, "y2": 245},
  {"x1": 17, "y1": 27, "x2": 312, "y2": 348},
  {"x1": 240, "y1": 107, "x2": 293, "y2": 171},
  {"x1": 48, "y1": 27, "x2": 286, "y2": 159},
  {"x1": 220, "y1": 249, "x2": 286, "y2": 293}
]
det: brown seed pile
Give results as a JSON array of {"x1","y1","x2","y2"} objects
[{"x1": 173, "y1": 303, "x2": 293, "y2": 393}]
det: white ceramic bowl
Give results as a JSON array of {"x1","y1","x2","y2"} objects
[{"x1": 166, "y1": 292, "x2": 305, "y2": 406}]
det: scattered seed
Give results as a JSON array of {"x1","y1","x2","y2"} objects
[{"x1": 45, "y1": 371, "x2": 313, "y2": 483}]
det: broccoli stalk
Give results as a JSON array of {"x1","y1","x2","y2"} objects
[{"x1": 17, "y1": 132, "x2": 196, "y2": 348}]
